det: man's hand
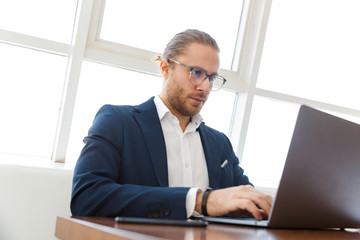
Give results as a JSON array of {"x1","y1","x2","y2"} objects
[{"x1": 195, "y1": 185, "x2": 273, "y2": 220}]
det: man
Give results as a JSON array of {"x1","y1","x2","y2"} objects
[{"x1": 71, "y1": 29, "x2": 273, "y2": 220}]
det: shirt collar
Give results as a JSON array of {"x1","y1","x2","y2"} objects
[
  {"x1": 153, "y1": 95, "x2": 203, "y2": 129},
  {"x1": 154, "y1": 95, "x2": 170, "y2": 120}
]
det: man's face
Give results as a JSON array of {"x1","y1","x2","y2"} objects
[{"x1": 162, "y1": 43, "x2": 220, "y2": 119}]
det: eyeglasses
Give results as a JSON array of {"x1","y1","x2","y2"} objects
[{"x1": 167, "y1": 58, "x2": 226, "y2": 91}]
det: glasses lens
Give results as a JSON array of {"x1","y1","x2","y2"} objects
[
  {"x1": 211, "y1": 77, "x2": 225, "y2": 91},
  {"x1": 190, "y1": 68, "x2": 206, "y2": 85}
]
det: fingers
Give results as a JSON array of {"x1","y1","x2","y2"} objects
[
  {"x1": 236, "y1": 185, "x2": 273, "y2": 218},
  {"x1": 240, "y1": 199, "x2": 264, "y2": 220},
  {"x1": 206, "y1": 185, "x2": 274, "y2": 220}
]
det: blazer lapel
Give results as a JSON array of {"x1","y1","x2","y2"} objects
[
  {"x1": 198, "y1": 124, "x2": 222, "y2": 189},
  {"x1": 134, "y1": 98, "x2": 169, "y2": 187}
]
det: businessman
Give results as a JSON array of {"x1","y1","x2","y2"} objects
[{"x1": 71, "y1": 29, "x2": 273, "y2": 220}]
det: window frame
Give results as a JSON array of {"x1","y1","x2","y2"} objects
[
  {"x1": 53, "y1": 0, "x2": 248, "y2": 163},
  {"x1": 1, "y1": 0, "x2": 359, "y2": 190},
  {"x1": 230, "y1": 0, "x2": 360, "y2": 167}
]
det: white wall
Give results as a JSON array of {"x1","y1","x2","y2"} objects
[{"x1": 0, "y1": 164, "x2": 73, "y2": 240}]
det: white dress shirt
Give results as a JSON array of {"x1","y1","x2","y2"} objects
[{"x1": 153, "y1": 96, "x2": 209, "y2": 217}]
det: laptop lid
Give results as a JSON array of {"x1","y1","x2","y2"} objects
[
  {"x1": 267, "y1": 105, "x2": 360, "y2": 228},
  {"x1": 204, "y1": 105, "x2": 360, "y2": 229}
]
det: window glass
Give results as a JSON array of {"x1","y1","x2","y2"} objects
[
  {"x1": 241, "y1": 97, "x2": 300, "y2": 188},
  {"x1": 100, "y1": 0, "x2": 244, "y2": 70},
  {"x1": 201, "y1": 90, "x2": 236, "y2": 136},
  {"x1": 241, "y1": 96, "x2": 360, "y2": 188},
  {"x1": 0, "y1": 43, "x2": 67, "y2": 158},
  {"x1": 66, "y1": 61, "x2": 235, "y2": 162},
  {"x1": 0, "y1": 0, "x2": 77, "y2": 43},
  {"x1": 257, "y1": 0, "x2": 360, "y2": 110}
]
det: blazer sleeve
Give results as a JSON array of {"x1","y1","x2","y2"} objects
[
  {"x1": 223, "y1": 133, "x2": 252, "y2": 187},
  {"x1": 229, "y1": 144, "x2": 253, "y2": 187},
  {"x1": 71, "y1": 105, "x2": 189, "y2": 219}
]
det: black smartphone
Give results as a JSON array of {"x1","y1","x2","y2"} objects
[{"x1": 115, "y1": 216, "x2": 208, "y2": 227}]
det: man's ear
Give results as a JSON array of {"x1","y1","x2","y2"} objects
[{"x1": 160, "y1": 59, "x2": 170, "y2": 79}]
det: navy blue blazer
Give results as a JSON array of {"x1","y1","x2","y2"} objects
[{"x1": 71, "y1": 97, "x2": 251, "y2": 219}]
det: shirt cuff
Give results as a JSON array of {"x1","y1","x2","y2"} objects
[{"x1": 185, "y1": 188, "x2": 201, "y2": 218}]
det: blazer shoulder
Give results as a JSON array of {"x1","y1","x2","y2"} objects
[
  {"x1": 94, "y1": 97, "x2": 154, "y2": 119},
  {"x1": 97, "y1": 97, "x2": 156, "y2": 115},
  {"x1": 90, "y1": 98, "x2": 157, "y2": 134},
  {"x1": 97, "y1": 104, "x2": 136, "y2": 116}
]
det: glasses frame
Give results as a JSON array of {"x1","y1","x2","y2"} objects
[{"x1": 167, "y1": 58, "x2": 226, "y2": 91}]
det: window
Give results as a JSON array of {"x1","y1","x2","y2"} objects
[
  {"x1": 257, "y1": 0, "x2": 360, "y2": 110},
  {"x1": 0, "y1": 0, "x2": 76, "y2": 162},
  {"x1": 240, "y1": 0, "x2": 360, "y2": 188},
  {"x1": 0, "y1": 0, "x2": 77, "y2": 43},
  {"x1": 3, "y1": 0, "x2": 359, "y2": 191},
  {"x1": 241, "y1": 97, "x2": 299, "y2": 188},
  {"x1": 101, "y1": 0, "x2": 244, "y2": 70},
  {"x1": 1, "y1": 0, "x2": 241, "y2": 164},
  {"x1": 0, "y1": 43, "x2": 67, "y2": 158}
]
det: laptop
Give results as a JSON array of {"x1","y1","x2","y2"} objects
[{"x1": 203, "y1": 105, "x2": 360, "y2": 229}]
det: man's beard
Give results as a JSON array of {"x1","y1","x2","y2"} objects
[{"x1": 167, "y1": 86, "x2": 207, "y2": 117}]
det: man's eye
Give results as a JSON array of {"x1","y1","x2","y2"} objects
[{"x1": 192, "y1": 69, "x2": 204, "y2": 79}]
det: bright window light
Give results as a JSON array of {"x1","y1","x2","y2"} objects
[
  {"x1": 100, "y1": 0, "x2": 244, "y2": 70},
  {"x1": 242, "y1": 0, "x2": 360, "y2": 188},
  {"x1": 257, "y1": 0, "x2": 360, "y2": 110},
  {"x1": 201, "y1": 90, "x2": 236, "y2": 136},
  {"x1": 241, "y1": 96, "x2": 299, "y2": 188},
  {"x1": 242, "y1": 96, "x2": 360, "y2": 188},
  {"x1": 0, "y1": 43, "x2": 67, "y2": 158},
  {"x1": 0, "y1": 0, "x2": 77, "y2": 43}
]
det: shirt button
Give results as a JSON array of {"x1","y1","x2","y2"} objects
[{"x1": 185, "y1": 163, "x2": 189, "y2": 168}]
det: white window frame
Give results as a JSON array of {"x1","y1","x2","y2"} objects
[
  {"x1": 53, "y1": 0, "x2": 248, "y2": 163},
  {"x1": 231, "y1": 0, "x2": 360, "y2": 168},
  {"x1": 1, "y1": 0, "x2": 359, "y2": 183}
]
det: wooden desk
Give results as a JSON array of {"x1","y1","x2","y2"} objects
[{"x1": 55, "y1": 216, "x2": 360, "y2": 240}]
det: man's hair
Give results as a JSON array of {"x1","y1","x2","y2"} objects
[{"x1": 153, "y1": 29, "x2": 220, "y2": 62}]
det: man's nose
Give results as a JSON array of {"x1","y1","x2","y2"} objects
[{"x1": 196, "y1": 77, "x2": 211, "y2": 93}]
